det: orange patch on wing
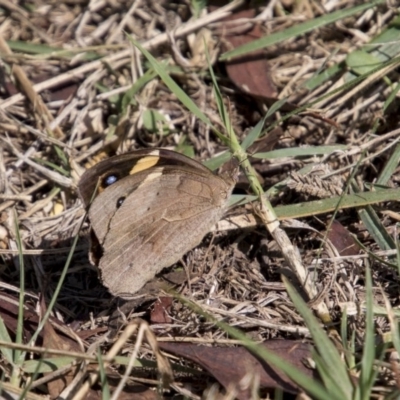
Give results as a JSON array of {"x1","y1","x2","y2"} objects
[{"x1": 129, "y1": 154, "x2": 160, "y2": 174}]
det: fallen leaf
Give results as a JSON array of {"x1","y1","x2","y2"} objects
[
  {"x1": 40, "y1": 296, "x2": 81, "y2": 398},
  {"x1": 91, "y1": 379, "x2": 159, "y2": 400},
  {"x1": 217, "y1": 9, "x2": 277, "y2": 102},
  {"x1": 150, "y1": 297, "x2": 173, "y2": 324},
  {"x1": 159, "y1": 340, "x2": 315, "y2": 399},
  {"x1": 0, "y1": 293, "x2": 39, "y2": 341},
  {"x1": 327, "y1": 220, "x2": 360, "y2": 257}
]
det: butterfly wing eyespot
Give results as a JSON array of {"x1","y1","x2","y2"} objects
[
  {"x1": 103, "y1": 174, "x2": 119, "y2": 187},
  {"x1": 116, "y1": 197, "x2": 125, "y2": 208}
]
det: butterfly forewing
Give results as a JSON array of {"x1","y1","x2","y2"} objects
[{"x1": 78, "y1": 149, "x2": 211, "y2": 206}]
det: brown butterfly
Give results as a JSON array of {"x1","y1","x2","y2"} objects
[{"x1": 78, "y1": 148, "x2": 235, "y2": 298}]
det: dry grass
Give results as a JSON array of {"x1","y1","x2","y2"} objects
[{"x1": 0, "y1": 0, "x2": 400, "y2": 398}]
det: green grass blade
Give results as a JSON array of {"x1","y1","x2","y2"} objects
[
  {"x1": 12, "y1": 211, "x2": 25, "y2": 384},
  {"x1": 98, "y1": 349, "x2": 110, "y2": 400},
  {"x1": 32, "y1": 158, "x2": 70, "y2": 176},
  {"x1": 357, "y1": 205, "x2": 396, "y2": 251},
  {"x1": 285, "y1": 279, "x2": 353, "y2": 398},
  {"x1": 202, "y1": 151, "x2": 231, "y2": 170},
  {"x1": 7, "y1": 40, "x2": 63, "y2": 54},
  {"x1": 128, "y1": 36, "x2": 214, "y2": 129},
  {"x1": 23, "y1": 357, "x2": 76, "y2": 373},
  {"x1": 7, "y1": 40, "x2": 101, "y2": 61},
  {"x1": 220, "y1": 1, "x2": 384, "y2": 60},
  {"x1": 376, "y1": 143, "x2": 400, "y2": 185},
  {"x1": 274, "y1": 188, "x2": 400, "y2": 219},
  {"x1": 304, "y1": 62, "x2": 344, "y2": 91},
  {"x1": 346, "y1": 50, "x2": 383, "y2": 76},
  {"x1": 311, "y1": 351, "x2": 344, "y2": 394},
  {"x1": 351, "y1": 180, "x2": 396, "y2": 251},
  {"x1": 359, "y1": 266, "x2": 378, "y2": 399},
  {"x1": 120, "y1": 68, "x2": 158, "y2": 113},
  {"x1": 0, "y1": 316, "x2": 13, "y2": 364},
  {"x1": 384, "y1": 81, "x2": 400, "y2": 112},
  {"x1": 241, "y1": 114, "x2": 267, "y2": 151},
  {"x1": 207, "y1": 48, "x2": 234, "y2": 145},
  {"x1": 253, "y1": 144, "x2": 348, "y2": 159}
]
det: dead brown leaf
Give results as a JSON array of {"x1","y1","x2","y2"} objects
[
  {"x1": 216, "y1": 8, "x2": 277, "y2": 102},
  {"x1": 40, "y1": 296, "x2": 82, "y2": 398},
  {"x1": 150, "y1": 296, "x2": 173, "y2": 324},
  {"x1": 327, "y1": 220, "x2": 360, "y2": 257},
  {"x1": 159, "y1": 340, "x2": 315, "y2": 399}
]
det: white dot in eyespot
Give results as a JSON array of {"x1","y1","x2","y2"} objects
[
  {"x1": 104, "y1": 174, "x2": 118, "y2": 186},
  {"x1": 116, "y1": 197, "x2": 125, "y2": 208}
]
